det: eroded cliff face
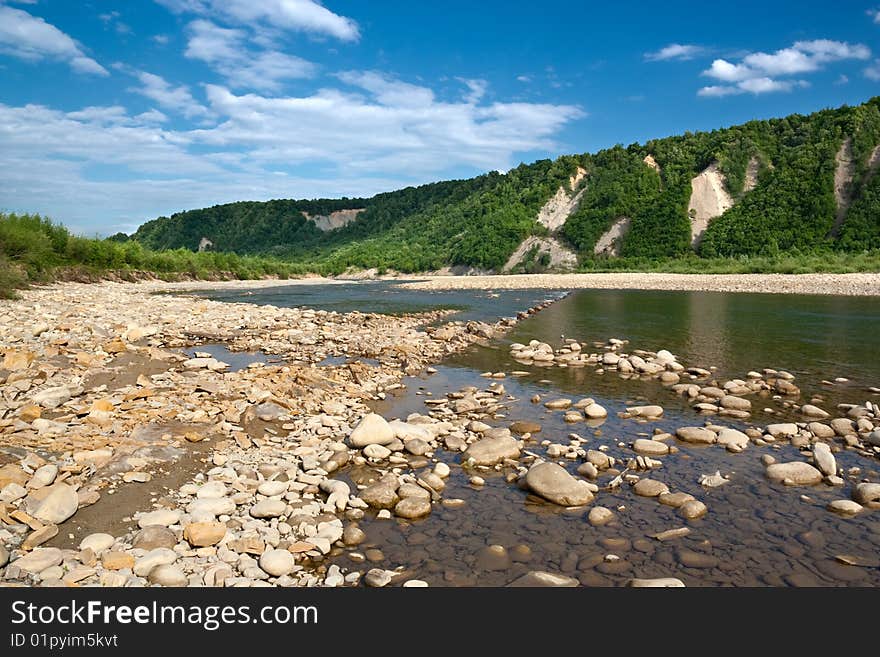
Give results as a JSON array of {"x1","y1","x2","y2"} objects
[
  {"x1": 502, "y1": 236, "x2": 578, "y2": 272},
  {"x1": 593, "y1": 216, "x2": 631, "y2": 257},
  {"x1": 535, "y1": 166, "x2": 587, "y2": 232},
  {"x1": 302, "y1": 208, "x2": 365, "y2": 231},
  {"x1": 688, "y1": 163, "x2": 734, "y2": 248}
]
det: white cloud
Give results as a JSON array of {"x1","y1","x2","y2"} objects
[
  {"x1": 835, "y1": 73, "x2": 849, "y2": 85},
  {"x1": 0, "y1": 5, "x2": 108, "y2": 75},
  {"x1": 153, "y1": 34, "x2": 170, "y2": 45},
  {"x1": 866, "y1": 59, "x2": 880, "y2": 81},
  {"x1": 457, "y1": 78, "x2": 488, "y2": 104},
  {"x1": 128, "y1": 70, "x2": 209, "y2": 118},
  {"x1": 699, "y1": 39, "x2": 868, "y2": 98},
  {"x1": 0, "y1": 72, "x2": 584, "y2": 233},
  {"x1": 868, "y1": 8, "x2": 880, "y2": 24},
  {"x1": 516, "y1": 75, "x2": 531, "y2": 83},
  {"x1": 155, "y1": 0, "x2": 359, "y2": 41},
  {"x1": 645, "y1": 43, "x2": 703, "y2": 61},
  {"x1": 184, "y1": 19, "x2": 315, "y2": 91}
]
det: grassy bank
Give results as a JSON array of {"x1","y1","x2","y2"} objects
[{"x1": 0, "y1": 213, "x2": 313, "y2": 298}]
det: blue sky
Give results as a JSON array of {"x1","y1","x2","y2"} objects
[{"x1": 1, "y1": 0, "x2": 879, "y2": 235}]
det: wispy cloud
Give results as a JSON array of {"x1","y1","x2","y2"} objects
[
  {"x1": 698, "y1": 39, "x2": 869, "y2": 97},
  {"x1": 866, "y1": 59, "x2": 880, "y2": 81},
  {"x1": 154, "y1": 0, "x2": 359, "y2": 41},
  {"x1": 184, "y1": 19, "x2": 316, "y2": 91},
  {"x1": 868, "y1": 8, "x2": 880, "y2": 24},
  {"x1": 127, "y1": 69, "x2": 209, "y2": 118},
  {"x1": 645, "y1": 43, "x2": 704, "y2": 61},
  {"x1": 0, "y1": 5, "x2": 108, "y2": 75}
]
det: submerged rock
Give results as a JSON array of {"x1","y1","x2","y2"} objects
[{"x1": 525, "y1": 462, "x2": 594, "y2": 506}]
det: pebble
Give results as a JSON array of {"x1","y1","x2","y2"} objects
[
  {"x1": 632, "y1": 478, "x2": 669, "y2": 497},
  {"x1": 149, "y1": 565, "x2": 188, "y2": 587},
  {"x1": 250, "y1": 499, "x2": 287, "y2": 519},
  {"x1": 765, "y1": 462, "x2": 823, "y2": 486},
  {"x1": 133, "y1": 526, "x2": 178, "y2": 550},
  {"x1": 134, "y1": 548, "x2": 178, "y2": 577},
  {"x1": 394, "y1": 497, "x2": 432, "y2": 519},
  {"x1": 79, "y1": 533, "x2": 115, "y2": 553},
  {"x1": 137, "y1": 509, "x2": 181, "y2": 528},
  {"x1": 13, "y1": 547, "x2": 63, "y2": 573},
  {"x1": 679, "y1": 499, "x2": 708, "y2": 520},
  {"x1": 183, "y1": 521, "x2": 227, "y2": 547},
  {"x1": 259, "y1": 549, "x2": 296, "y2": 577},
  {"x1": 632, "y1": 438, "x2": 669, "y2": 456},
  {"x1": 364, "y1": 568, "x2": 393, "y2": 587},
  {"x1": 525, "y1": 461, "x2": 594, "y2": 506},
  {"x1": 588, "y1": 507, "x2": 614, "y2": 526},
  {"x1": 32, "y1": 483, "x2": 79, "y2": 524},
  {"x1": 827, "y1": 499, "x2": 863, "y2": 515},
  {"x1": 627, "y1": 577, "x2": 685, "y2": 587}
]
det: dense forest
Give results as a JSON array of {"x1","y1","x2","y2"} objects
[{"x1": 118, "y1": 97, "x2": 880, "y2": 271}]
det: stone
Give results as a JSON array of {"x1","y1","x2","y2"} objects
[
  {"x1": 187, "y1": 498, "x2": 235, "y2": 518},
  {"x1": 343, "y1": 525, "x2": 366, "y2": 546},
  {"x1": 463, "y1": 434, "x2": 521, "y2": 466},
  {"x1": 508, "y1": 571, "x2": 579, "y2": 587},
  {"x1": 0, "y1": 544, "x2": 8, "y2": 568},
  {"x1": 830, "y1": 418, "x2": 856, "y2": 436},
  {"x1": 544, "y1": 398, "x2": 572, "y2": 410},
  {"x1": 137, "y1": 509, "x2": 181, "y2": 528},
  {"x1": 395, "y1": 497, "x2": 432, "y2": 519},
  {"x1": 79, "y1": 533, "x2": 114, "y2": 553},
  {"x1": 196, "y1": 481, "x2": 228, "y2": 499},
  {"x1": 577, "y1": 462, "x2": 598, "y2": 479},
  {"x1": 812, "y1": 442, "x2": 836, "y2": 477},
  {"x1": 403, "y1": 580, "x2": 428, "y2": 587},
  {"x1": 397, "y1": 483, "x2": 430, "y2": 500},
  {"x1": 32, "y1": 386, "x2": 73, "y2": 409},
  {"x1": 364, "y1": 444, "x2": 392, "y2": 460},
  {"x1": 257, "y1": 481, "x2": 288, "y2": 497},
  {"x1": 101, "y1": 551, "x2": 135, "y2": 571},
  {"x1": 364, "y1": 568, "x2": 393, "y2": 587},
  {"x1": 626, "y1": 405, "x2": 663, "y2": 418},
  {"x1": 133, "y1": 526, "x2": 177, "y2": 550},
  {"x1": 679, "y1": 499, "x2": 708, "y2": 520},
  {"x1": 720, "y1": 396, "x2": 751, "y2": 412},
  {"x1": 32, "y1": 483, "x2": 79, "y2": 524},
  {"x1": 584, "y1": 404, "x2": 608, "y2": 419},
  {"x1": 716, "y1": 428, "x2": 749, "y2": 452},
  {"x1": 28, "y1": 464, "x2": 58, "y2": 489},
  {"x1": 249, "y1": 499, "x2": 286, "y2": 519},
  {"x1": 1, "y1": 482, "x2": 27, "y2": 503},
  {"x1": 766, "y1": 423, "x2": 799, "y2": 438},
  {"x1": 133, "y1": 548, "x2": 178, "y2": 577},
  {"x1": 866, "y1": 429, "x2": 880, "y2": 447},
  {"x1": 433, "y1": 462, "x2": 451, "y2": 478},
  {"x1": 564, "y1": 411, "x2": 583, "y2": 423},
  {"x1": 509, "y1": 420, "x2": 541, "y2": 435},
  {"x1": 14, "y1": 547, "x2": 63, "y2": 573},
  {"x1": 260, "y1": 549, "x2": 296, "y2": 577},
  {"x1": 677, "y1": 549, "x2": 718, "y2": 569},
  {"x1": 766, "y1": 462, "x2": 823, "y2": 486},
  {"x1": 801, "y1": 404, "x2": 830, "y2": 418},
  {"x1": 627, "y1": 577, "x2": 685, "y2": 588},
  {"x1": 675, "y1": 427, "x2": 716, "y2": 444},
  {"x1": 360, "y1": 482, "x2": 399, "y2": 509},
  {"x1": 588, "y1": 506, "x2": 614, "y2": 526},
  {"x1": 633, "y1": 478, "x2": 669, "y2": 497},
  {"x1": 184, "y1": 522, "x2": 227, "y2": 547},
  {"x1": 658, "y1": 492, "x2": 695, "y2": 508},
  {"x1": 149, "y1": 565, "x2": 188, "y2": 587},
  {"x1": 853, "y1": 483, "x2": 880, "y2": 507},
  {"x1": 827, "y1": 499, "x2": 862, "y2": 515},
  {"x1": 525, "y1": 462, "x2": 594, "y2": 506},
  {"x1": 349, "y1": 413, "x2": 395, "y2": 447},
  {"x1": 632, "y1": 439, "x2": 669, "y2": 456},
  {"x1": 404, "y1": 439, "x2": 430, "y2": 456}
]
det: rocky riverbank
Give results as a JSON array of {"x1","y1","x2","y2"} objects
[
  {"x1": 0, "y1": 281, "x2": 557, "y2": 587},
  {"x1": 399, "y1": 272, "x2": 880, "y2": 296}
]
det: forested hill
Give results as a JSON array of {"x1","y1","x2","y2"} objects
[{"x1": 126, "y1": 97, "x2": 880, "y2": 273}]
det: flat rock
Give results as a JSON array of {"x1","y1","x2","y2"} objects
[
  {"x1": 766, "y1": 462, "x2": 823, "y2": 486},
  {"x1": 543, "y1": 398, "x2": 572, "y2": 410},
  {"x1": 32, "y1": 483, "x2": 79, "y2": 524},
  {"x1": 658, "y1": 492, "x2": 695, "y2": 508},
  {"x1": 626, "y1": 405, "x2": 664, "y2": 418},
  {"x1": 675, "y1": 427, "x2": 716, "y2": 444},
  {"x1": 827, "y1": 499, "x2": 863, "y2": 515},
  {"x1": 134, "y1": 548, "x2": 178, "y2": 577},
  {"x1": 256, "y1": 481, "x2": 288, "y2": 497},
  {"x1": 584, "y1": 404, "x2": 608, "y2": 419},
  {"x1": 632, "y1": 438, "x2": 669, "y2": 456},
  {"x1": 79, "y1": 533, "x2": 114, "y2": 553},
  {"x1": 627, "y1": 577, "x2": 685, "y2": 587},
  {"x1": 766, "y1": 423, "x2": 799, "y2": 438},
  {"x1": 716, "y1": 428, "x2": 749, "y2": 451},
  {"x1": 463, "y1": 434, "x2": 521, "y2": 466},
  {"x1": 359, "y1": 482, "x2": 399, "y2": 509},
  {"x1": 187, "y1": 498, "x2": 235, "y2": 518},
  {"x1": 507, "y1": 571, "x2": 579, "y2": 587},
  {"x1": 525, "y1": 462, "x2": 594, "y2": 506},
  {"x1": 137, "y1": 509, "x2": 181, "y2": 528},
  {"x1": 394, "y1": 497, "x2": 432, "y2": 519},
  {"x1": 801, "y1": 404, "x2": 830, "y2": 418},
  {"x1": 633, "y1": 478, "x2": 669, "y2": 497},
  {"x1": 14, "y1": 547, "x2": 63, "y2": 573},
  {"x1": 249, "y1": 499, "x2": 286, "y2": 519}
]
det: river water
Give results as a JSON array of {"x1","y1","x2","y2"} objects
[{"x1": 195, "y1": 282, "x2": 880, "y2": 587}]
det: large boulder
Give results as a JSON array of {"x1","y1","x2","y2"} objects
[
  {"x1": 349, "y1": 414, "x2": 395, "y2": 448},
  {"x1": 463, "y1": 433, "x2": 520, "y2": 466},
  {"x1": 525, "y1": 462, "x2": 594, "y2": 506}
]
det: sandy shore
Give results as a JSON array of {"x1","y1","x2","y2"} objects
[{"x1": 398, "y1": 273, "x2": 880, "y2": 296}]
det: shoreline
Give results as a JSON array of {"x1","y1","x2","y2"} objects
[{"x1": 91, "y1": 271, "x2": 880, "y2": 297}]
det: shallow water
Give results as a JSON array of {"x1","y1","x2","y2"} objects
[
  {"x1": 190, "y1": 280, "x2": 561, "y2": 324},
  {"x1": 216, "y1": 284, "x2": 880, "y2": 586}
]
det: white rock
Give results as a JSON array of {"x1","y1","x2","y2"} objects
[
  {"x1": 250, "y1": 499, "x2": 286, "y2": 519},
  {"x1": 134, "y1": 548, "x2": 178, "y2": 577},
  {"x1": 257, "y1": 481, "x2": 288, "y2": 497},
  {"x1": 196, "y1": 481, "x2": 228, "y2": 499},
  {"x1": 33, "y1": 483, "x2": 79, "y2": 524},
  {"x1": 259, "y1": 549, "x2": 296, "y2": 577},
  {"x1": 137, "y1": 509, "x2": 181, "y2": 528},
  {"x1": 79, "y1": 533, "x2": 115, "y2": 553},
  {"x1": 812, "y1": 442, "x2": 836, "y2": 476},
  {"x1": 28, "y1": 464, "x2": 58, "y2": 489},
  {"x1": 349, "y1": 413, "x2": 394, "y2": 447}
]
